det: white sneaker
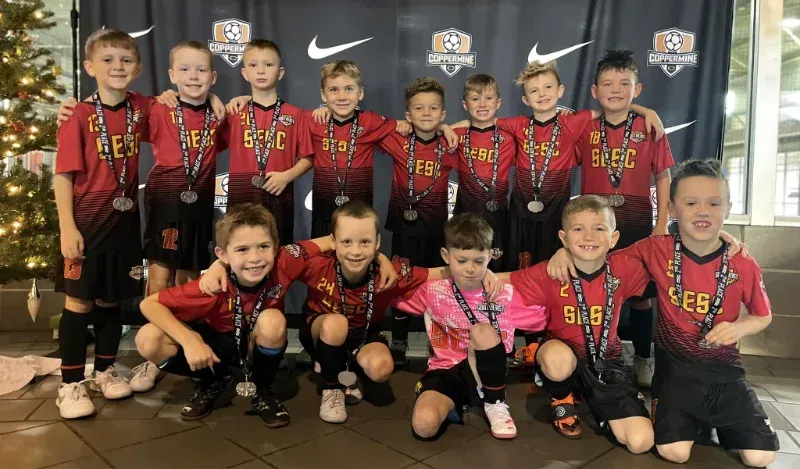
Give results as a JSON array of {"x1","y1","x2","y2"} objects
[
  {"x1": 56, "y1": 382, "x2": 95, "y2": 419},
  {"x1": 319, "y1": 389, "x2": 347, "y2": 423},
  {"x1": 634, "y1": 355, "x2": 655, "y2": 388},
  {"x1": 344, "y1": 380, "x2": 363, "y2": 405},
  {"x1": 129, "y1": 361, "x2": 160, "y2": 393},
  {"x1": 89, "y1": 366, "x2": 133, "y2": 399},
  {"x1": 484, "y1": 400, "x2": 517, "y2": 439}
]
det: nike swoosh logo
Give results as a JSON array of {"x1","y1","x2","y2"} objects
[
  {"x1": 308, "y1": 36, "x2": 374, "y2": 59},
  {"x1": 528, "y1": 41, "x2": 593, "y2": 64},
  {"x1": 101, "y1": 25, "x2": 154, "y2": 38},
  {"x1": 665, "y1": 121, "x2": 696, "y2": 134}
]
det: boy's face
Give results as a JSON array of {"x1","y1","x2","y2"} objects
[
  {"x1": 669, "y1": 176, "x2": 731, "y2": 245},
  {"x1": 214, "y1": 225, "x2": 277, "y2": 287},
  {"x1": 440, "y1": 247, "x2": 490, "y2": 291},
  {"x1": 321, "y1": 75, "x2": 364, "y2": 120},
  {"x1": 84, "y1": 45, "x2": 141, "y2": 92},
  {"x1": 522, "y1": 73, "x2": 565, "y2": 114},
  {"x1": 241, "y1": 48, "x2": 284, "y2": 92},
  {"x1": 168, "y1": 48, "x2": 217, "y2": 103},
  {"x1": 331, "y1": 215, "x2": 380, "y2": 278},
  {"x1": 461, "y1": 88, "x2": 501, "y2": 126},
  {"x1": 405, "y1": 92, "x2": 446, "y2": 134},
  {"x1": 592, "y1": 68, "x2": 642, "y2": 115},
  {"x1": 558, "y1": 209, "x2": 619, "y2": 266}
]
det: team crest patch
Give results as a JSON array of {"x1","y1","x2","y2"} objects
[
  {"x1": 284, "y1": 244, "x2": 302, "y2": 258},
  {"x1": 129, "y1": 265, "x2": 144, "y2": 280},
  {"x1": 266, "y1": 284, "x2": 282, "y2": 300},
  {"x1": 132, "y1": 109, "x2": 143, "y2": 124},
  {"x1": 208, "y1": 18, "x2": 252, "y2": 67},
  {"x1": 631, "y1": 130, "x2": 647, "y2": 143},
  {"x1": 278, "y1": 114, "x2": 295, "y2": 127},
  {"x1": 492, "y1": 134, "x2": 505, "y2": 144},
  {"x1": 647, "y1": 28, "x2": 699, "y2": 78},
  {"x1": 356, "y1": 125, "x2": 365, "y2": 137},
  {"x1": 427, "y1": 28, "x2": 477, "y2": 77},
  {"x1": 414, "y1": 381, "x2": 423, "y2": 395},
  {"x1": 717, "y1": 268, "x2": 740, "y2": 286}
]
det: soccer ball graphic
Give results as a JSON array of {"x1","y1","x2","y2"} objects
[
  {"x1": 223, "y1": 22, "x2": 242, "y2": 42},
  {"x1": 442, "y1": 32, "x2": 462, "y2": 52},
  {"x1": 664, "y1": 31, "x2": 684, "y2": 52}
]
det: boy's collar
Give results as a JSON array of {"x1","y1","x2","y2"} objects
[
  {"x1": 575, "y1": 263, "x2": 606, "y2": 282},
  {"x1": 533, "y1": 114, "x2": 558, "y2": 127},
  {"x1": 332, "y1": 113, "x2": 357, "y2": 126},
  {"x1": 230, "y1": 271, "x2": 269, "y2": 293},
  {"x1": 252, "y1": 100, "x2": 277, "y2": 112},
  {"x1": 681, "y1": 241, "x2": 727, "y2": 265},
  {"x1": 468, "y1": 124, "x2": 497, "y2": 133},
  {"x1": 179, "y1": 100, "x2": 209, "y2": 112}
]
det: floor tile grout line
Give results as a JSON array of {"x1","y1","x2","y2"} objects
[
  {"x1": 61, "y1": 419, "x2": 119, "y2": 469},
  {"x1": 23, "y1": 398, "x2": 47, "y2": 419},
  {"x1": 220, "y1": 433, "x2": 262, "y2": 462},
  {"x1": 572, "y1": 446, "x2": 617, "y2": 468},
  {"x1": 65, "y1": 419, "x2": 203, "y2": 454},
  {"x1": 341, "y1": 426, "x2": 426, "y2": 464},
  {"x1": 0, "y1": 419, "x2": 54, "y2": 435},
  {"x1": 259, "y1": 426, "x2": 345, "y2": 457},
  {"x1": 788, "y1": 429, "x2": 800, "y2": 447}
]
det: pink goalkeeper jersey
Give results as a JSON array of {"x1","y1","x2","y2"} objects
[{"x1": 393, "y1": 278, "x2": 546, "y2": 371}]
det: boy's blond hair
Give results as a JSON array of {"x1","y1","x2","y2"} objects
[
  {"x1": 405, "y1": 77, "x2": 445, "y2": 109},
  {"x1": 85, "y1": 28, "x2": 140, "y2": 62},
  {"x1": 462, "y1": 74, "x2": 500, "y2": 101},
  {"x1": 169, "y1": 41, "x2": 214, "y2": 71},
  {"x1": 215, "y1": 203, "x2": 279, "y2": 250},
  {"x1": 515, "y1": 61, "x2": 562, "y2": 91},
  {"x1": 320, "y1": 60, "x2": 362, "y2": 89},
  {"x1": 561, "y1": 195, "x2": 617, "y2": 232},
  {"x1": 243, "y1": 39, "x2": 283, "y2": 65}
]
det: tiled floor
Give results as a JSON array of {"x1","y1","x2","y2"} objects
[{"x1": 2, "y1": 329, "x2": 800, "y2": 469}]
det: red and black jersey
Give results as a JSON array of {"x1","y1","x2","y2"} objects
[
  {"x1": 452, "y1": 125, "x2": 515, "y2": 217},
  {"x1": 625, "y1": 235, "x2": 772, "y2": 373},
  {"x1": 498, "y1": 110, "x2": 592, "y2": 220},
  {"x1": 307, "y1": 110, "x2": 396, "y2": 222},
  {"x1": 378, "y1": 133, "x2": 454, "y2": 237},
  {"x1": 55, "y1": 91, "x2": 152, "y2": 253},
  {"x1": 299, "y1": 253, "x2": 429, "y2": 331},
  {"x1": 145, "y1": 101, "x2": 225, "y2": 223},
  {"x1": 510, "y1": 253, "x2": 649, "y2": 360},
  {"x1": 576, "y1": 115, "x2": 674, "y2": 239},
  {"x1": 221, "y1": 101, "x2": 313, "y2": 213},
  {"x1": 157, "y1": 240, "x2": 321, "y2": 333}
]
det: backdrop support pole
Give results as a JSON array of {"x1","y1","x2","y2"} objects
[{"x1": 70, "y1": 0, "x2": 79, "y2": 99}]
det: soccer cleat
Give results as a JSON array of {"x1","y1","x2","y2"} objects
[
  {"x1": 484, "y1": 400, "x2": 517, "y2": 439},
  {"x1": 180, "y1": 375, "x2": 234, "y2": 421},
  {"x1": 319, "y1": 389, "x2": 347, "y2": 423},
  {"x1": 249, "y1": 389, "x2": 290, "y2": 428},
  {"x1": 633, "y1": 355, "x2": 654, "y2": 388},
  {"x1": 344, "y1": 379, "x2": 363, "y2": 405},
  {"x1": 89, "y1": 366, "x2": 133, "y2": 400},
  {"x1": 514, "y1": 343, "x2": 539, "y2": 369},
  {"x1": 129, "y1": 361, "x2": 160, "y2": 393},
  {"x1": 551, "y1": 393, "x2": 583, "y2": 439},
  {"x1": 56, "y1": 381, "x2": 95, "y2": 419},
  {"x1": 390, "y1": 340, "x2": 408, "y2": 368}
]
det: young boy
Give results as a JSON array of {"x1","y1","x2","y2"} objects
[
  {"x1": 505, "y1": 196, "x2": 654, "y2": 453},
  {"x1": 53, "y1": 29, "x2": 152, "y2": 419},
  {"x1": 575, "y1": 50, "x2": 674, "y2": 386},
  {"x1": 393, "y1": 213, "x2": 546, "y2": 440},
  {"x1": 136, "y1": 203, "x2": 325, "y2": 426},
  {"x1": 548, "y1": 160, "x2": 777, "y2": 467}
]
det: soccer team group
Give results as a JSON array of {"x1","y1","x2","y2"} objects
[{"x1": 50, "y1": 27, "x2": 779, "y2": 465}]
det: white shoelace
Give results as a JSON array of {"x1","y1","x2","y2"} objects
[
  {"x1": 323, "y1": 390, "x2": 345, "y2": 409},
  {"x1": 93, "y1": 366, "x2": 129, "y2": 386},
  {"x1": 485, "y1": 401, "x2": 513, "y2": 423},
  {"x1": 131, "y1": 361, "x2": 157, "y2": 378},
  {"x1": 61, "y1": 381, "x2": 91, "y2": 401}
]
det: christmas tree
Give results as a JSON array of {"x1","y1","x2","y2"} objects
[{"x1": 0, "y1": 0, "x2": 65, "y2": 284}]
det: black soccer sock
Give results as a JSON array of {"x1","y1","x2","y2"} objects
[
  {"x1": 475, "y1": 342, "x2": 508, "y2": 404},
  {"x1": 253, "y1": 344, "x2": 286, "y2": 391},
  {"x1": 524, "y1": 331, "x2": 543, "y2": 346},
  {"x1": 629, "y1": 305, "x2": 654, "y2": 358},
  {"x1": 391, "y1": 307, "x2": 409, "y2": 343},
  {"x1": 539, "y1": 370, "x2": 573, "y2": 400},
  {"x1": 315, "y1": 339, "x2": 347, "y2": 390},
  {"x1": 58, "y1": 308, "x2": 89, "y2": 384},
  {"x1": 92, "y1": 304, "x2": 122, "y2": 373}
]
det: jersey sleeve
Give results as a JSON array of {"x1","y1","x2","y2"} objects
[
  {"x1": 296, "y1": 112, "x2": 315, "y2": 160},
  {"x1": 742, "y1": 259, "x2": 772, "y2": 317},
  {"x1": 157, "y1": 281, "x2": 224, "y2": 323},
  {"x1": 130, "y1": 92, "x2": 155, "y2": 143},
  {"x1": 390, "y1": 281, "x2": 429, "y2": 315},
  {"x1": 508, "y1": 263, "x2": 549, "y2": 307},
  {"x1": 560, "y1": 109, "x2": 594, "y2": 147},
  {"x1": 507, "y1": 287, "x2": 547, "y2": 332},
  {"x1": 276, "y1": 240, "x2": 322, "y2": 282},
  {"x1": 376, "y1": 132, "x2": 401, "y2": 158},
  {"x1": 216, "y1": 116, "x2": 232, "y2": 153},
  {"x1": 609, "y1": 251, "x2": 650, "y2": 299},
  {"x1": 363, "y1": 112, "x2": 396, "y2": 143},
  {"x1": 651, "y1": 134, "x2": 675, "y2": 175},
  {"x1": 395, "y1": 261, "x2": 430, "y2": 299},
  {"x1": 495, "y1": 116, "x2": 522, "y2": 143},
  {"x1": 55, "y1": 109, "x2": 86, "y2": 175}
]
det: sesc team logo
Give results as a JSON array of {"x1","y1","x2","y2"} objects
[
  {"x1": 427, "y1": 28, "x2": 476, "y2": 77},
  {"x1": 209, "y1": 19, "x2": 252, "y2": 67},
  {"x1": 648, "y1": 28, "x2": 699, "y2": 78},
  {"x1": 215, "y1": 173, "x2": 229, "y2": 213}
]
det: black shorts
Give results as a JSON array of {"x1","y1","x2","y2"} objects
[
  {"x1": 652, "y1": 373, "x2": 779, "y2": 451},
  {"x1": 311, "y1": 217, "x2": 332, "y2": 240},
  {"x1": 506, "y1": 210, "x2": 563, "y2": 271},
  {"x1": 158, "y1": 321, "x2": 236, "y2": 377},
  {"x1": 54, "y1": 245, "x2": 144, "y2": 302},
  {"x1": 414, "y1": 360, "x2": 481, "y2": 421},
  {"x1": 143, "y1": 219, "x2": 213, "y2": 271},
  {"x1": 298, "y1": 316, "x2": 388, "y2": 362},
  {"x1": 390, "y1": 232, "x2": 445, "y2": 268}
]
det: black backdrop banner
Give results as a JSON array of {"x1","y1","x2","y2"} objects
[{"x1": 79, "y1": 0, "x2": 733, "y2": 313}]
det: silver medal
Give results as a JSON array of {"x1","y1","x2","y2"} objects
[
  {"x1": 527, "y1": 200, "x2": 544, "y2": 213},
  {"x1": 180, "y1": 190, "x2": 198, "y2": 204},
  {"x1": 251, "y1": 175, "x2": 266, "y2": 189},
  {"x1": 491, "y1": 248, "x2": 503, "y2": 260},
  {"x1": 236, "y1": 380, "x2": 257, "y2": 397},
  {"x1": 335, "y1": 195, "x2": 350, "y2": 206},
  {"x1": 608, "y1": 194, "x2": 625, "y2": 207},
  {"x1": 697, "y1": 338, "x2": 720, "y2": 349},
  {"x1": 403, "y1": 209, "x2": 418, "y2": 222},
  {"x1": 338, "y1": 370, "x2": 358, "y2": 386},
  {"x1": 113, "y1": 196, "x2": 134, "y2": 212},
  {"x1": 486, "y1": 200, "x2": 499, "y2": 212}
]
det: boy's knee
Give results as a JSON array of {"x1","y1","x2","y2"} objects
[
  {"x1": 412, "y1": 406, "x2": 444, "y2": 439},
  {"x1": 538, "y1": 344, "x2": 576, "y2": 382},
  {"x1": 469, "y1": 323, "x2": 500, "y2": 349},
  {"x1": 657, "y1": 443, "x2": 691, "y2": 464},
  {"x1": 318, "y1": 314, "x2": 349, "y2": 343},
  {"x1": 65, "y1": 296, "x2": 93, "y2": 313},
  {"x1": 254, "y1": 309, "x2": 287, "y2": 348},
  {"x1": 740, "y1": 450, "x2": 775, "y2": 468},
  {"x1": 625, "y1": 431, "x2": 654, "y2": 454},
  {"x1": 135, "y1": 324, "x2": 169, "y2": 360},
  {"x1": 362, "y1": 352, "x2": 393, "y2": 382}
]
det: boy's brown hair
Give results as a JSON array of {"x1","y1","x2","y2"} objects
[
  {"x1": 670, "y1": 159, "x2": 730, "y2": 203},
  {"x1": 169, "y1": 41, "x2": 214, "y2": 71},
  {"x1": 462, "y1": 74, "x2": 500, "y2": 101},
  {"x1": 515, "y1": 61, "x2": 562, "y2": 90},
  {"x1": 405, "y1": 77, "x2": 445, "y2": 109},
  {"x1": 320, "y1": 60, "x2": 362, "y2": 89},
  {"x1": 444, "y1": 213, "x2": 494, "y2": 252},
  {"x1": 243, "y1": 39, "x2": 283, "y2": 65},
  {"x1": 561, "y1": 195, "x2": 617, "y2": 231},
  {"x1": 595, "y1": 49, "x2": 640, "y2": 85},
  {"x1": 215, "y1": 203, "x2": 279, "y2": 250},
  {"x1": 331, "y1": 200, "x2": 380, "y2": 238},
  {"x1": 85, "y1": 28, "x2": 140, "y2": 62}
]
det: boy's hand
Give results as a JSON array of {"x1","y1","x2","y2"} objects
[
  {"x1": 60, "y1": 226, "x2": 85, "y2": 260},
  {"x1": 208, "y1": 94, "x2": 227, "y2": 121},
  {"x1": 262, "y1": 171, "x2": 291, "y2": 195},
  {"x1": 157, "y1": 89, "x2": 180, "y2": 108},
  {"x1": 312, "y1": 106, "x2": 331, "y2": 125},
  {"x1": 482, "y1": 270, "x2": 502, "y2": 301},
  {"x1": 440, "y1": 124, "x2": 459, "y2": 152},
  {"x1": 720, "y1": 230, "x2": 749, "y2": 259},
  {"x1": 56, "y1": 98, "x2": 79, "y2": 127},
  {"x1": 226, "y1": 95, "x2": 251, "y2": 115},
  {"x1": 198, "y1": 260, "x2": 228, "y2": 295},
  {"x1": 702, "y1": 321, "x2": 746, "y2": 347},
  {"x1": 376, "y1": 253, "x2": 399, "y2": 292},
  {"x1": 183, "y1": 335, "x2": 220, "y2": 371},
  {"x1": 645, "y1": 110, "x2": 665, "y2": 140},
  {"x1": 547, "y1": 248, "x2": 577, "y2": 283},
  {"x1": 395, "y1": 120, "x2": 412, "y2": 137}
]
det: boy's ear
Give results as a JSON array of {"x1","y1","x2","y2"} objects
[
  {"x1": 591, "y1": 84, "x2": 599, "y2": 100},
  {"x1": 558, "y1": 230, "x2": 568, "y2": 247},
  {"x1": 210, "y1": 70, "x2": 218, "y2": 86},
  {"x1": 521, "y1": 95, "x2": 530, "y2": 107},
  {"x1": 405, "y1": 110, "x2": 412, "y2": 123},
  {"x1": 214, "y1": 246, "x2": 228, "y2": 264},
  {"x1": 358, "y1": 87, "x2": 365, "y2": 100},
  {"x1": 462, "y1": 99, "x2": 469, "y2": 112},
  {"x1": 633, "y1": 82, "x2": 643, "y2": 98},
  {"x1": 168, "y1": 68, "x2": 177, "y2": 85},
  {"x1": 440, "y1": 247, "x2": 450, "y2": 265},
  {"x1": 557, "y1": 84, "x2": 565, "y2": 99},
  {"x1": 668, "y1": 200, "x2": 677, "y2": 220},
  {"x1": 83, "y1": 60, "x2": 95, "y2": 77},
  {"x1": 496, "y1": 97, "x2": 502, "y2": 111},
  {"x1": 375, "y1": 233, "x2": 381, "y2": 252},
  {"x1": 610, "y1": 230, "x2": 620, "y2": 249},
  {"x1": 278, "y1": 66, "x2": 285, "y2": 81}
]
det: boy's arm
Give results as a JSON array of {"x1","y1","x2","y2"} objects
[
  {"x1": 653, "y1": 169, "x2": 671, "y2": 235},
  {"x1": 390, "y1": 284, "x2": 428, "y2": 316},
  {"x1": 630, "y1": 104, "x2": 665, "y2": 140},
  {"x1": 703, "y1": 314, "x2": 771, "y2": 347},
  {"x1": 262, "y1": 158, "x2": 312, "y2": 195},
  {"x1": 54, "y1": 173, "x2": 83, "y2": 259}
]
